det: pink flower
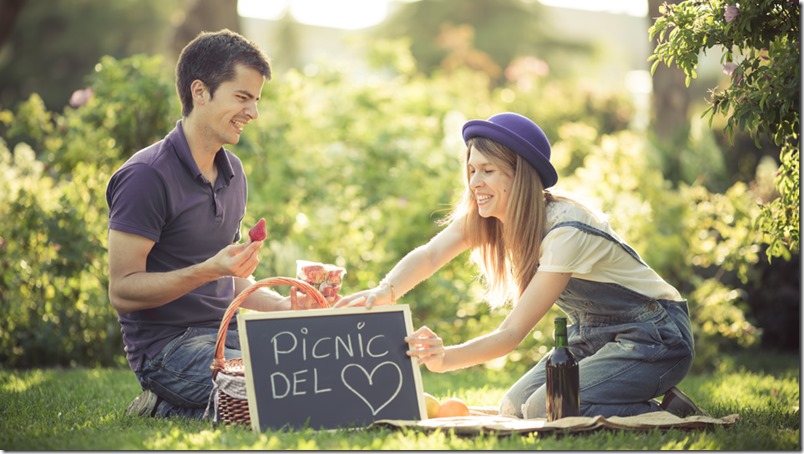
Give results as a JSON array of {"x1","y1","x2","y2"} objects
[
  {"x1": 722, "y1": 62, "x2": 743, "y2": 85},
  {"x1": 724, "y1": 4, "x2": 739, "y2": 23},
  {"x1": 505, "y1": 56, "x2": 550, "y2": 92},
  {"x1": 69, "y1": 87, "x2": 93, "y2": 108},
  {"x1": 722, "y1": 62, "x2": 739, "y2": 76}
]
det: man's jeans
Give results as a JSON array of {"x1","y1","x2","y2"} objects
[{"x1": 134, "y1": 326, "x2": 241, "y2": 419}]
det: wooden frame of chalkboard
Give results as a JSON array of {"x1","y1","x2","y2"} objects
[{"x1": 237, "y1": 304, "x2": 426, "y2": 431}]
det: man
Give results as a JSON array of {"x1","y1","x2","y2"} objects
[{"x1": 106, "y1": 29, "x2": 304, "y2": 419}]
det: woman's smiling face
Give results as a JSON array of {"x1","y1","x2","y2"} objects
[{"x1": 468, "y1": 146, "x2": 514, "y2": 222}]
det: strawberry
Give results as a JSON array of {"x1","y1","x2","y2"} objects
[
  {"x1": 326, "y1": 269, "x2": 344, "y2": 286},
  {"x1": 301, "y1": 265, "x2": 327, "y2": 285},
  {"x1": 248, "y1": 218, "x2": 267, "y2": 242}
]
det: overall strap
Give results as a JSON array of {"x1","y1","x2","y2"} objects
[{"x1": 549, "y1": 221, "x2": 648, "y2": 267}]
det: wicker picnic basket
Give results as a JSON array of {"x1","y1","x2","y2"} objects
[{"x1": 208, "y1": 277, "x2": 329, "y2": 426}]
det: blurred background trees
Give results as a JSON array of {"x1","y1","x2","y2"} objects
[
  {"x1": 374, "y1": 0, "x2": 594, "y2": 83},
  {"x1": 0, "y1": 0, "x2": 238, "y2": 111},
  {"x1": 0, "y1": 0, "x2": 798, "y2": 371},
  {"x1": 0, "y1": 0, "x2": 174, "y2": 111},
  {"x1": 651, "y1": 0, "x2": 799, "y2": 260}
]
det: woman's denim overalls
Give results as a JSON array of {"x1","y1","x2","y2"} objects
[{"x1": 500, "y1": 221, "x2": 695, "y2": 419}]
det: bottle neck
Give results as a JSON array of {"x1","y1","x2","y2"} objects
[
  {"x1": 554, "y1": 318, "x2": 568, "y2": 348},
  {"x1": 555, "y1": 332, "x2": 568, "y2": 348}
]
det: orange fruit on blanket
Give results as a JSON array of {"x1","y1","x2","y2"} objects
[
  {"x1": 437, "y1": 397, "x2": 470, "y2": 418},
  {"x1": 423, "y1": 392, "x2": 441, "y2": 419}
]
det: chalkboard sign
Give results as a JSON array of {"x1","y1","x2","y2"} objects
[{"x1": 237, "y1": 305, "x2": 426, "y2": 431}]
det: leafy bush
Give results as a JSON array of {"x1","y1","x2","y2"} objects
[
  {"x1": 649, "y1": 0, "x2": 800, "y2": 260},
  {"x1": 0, "y1": 142, "x2": 120, "y2": 367},
  {"x1": 0, "y1": 55, "x2": 174, "y2": 368}
]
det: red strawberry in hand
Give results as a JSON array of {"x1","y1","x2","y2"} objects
[{"x1": 248, "y1": 218, "x2": 267, "y2": 242}]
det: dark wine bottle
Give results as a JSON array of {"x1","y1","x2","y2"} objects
[{"x1": 546, "y1": 316, "x2": 580, "y2": 420}]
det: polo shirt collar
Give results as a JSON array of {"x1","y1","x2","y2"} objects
[{"x1": 168, "y1": 120, "x2": 236, "y2": 186}]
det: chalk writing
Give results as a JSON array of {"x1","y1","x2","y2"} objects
[
  {"x1": 239, "y1": 305, "x2": 425, "y2": 430},
  {"x1": 269, "y1": 368, "x2": 332, "y2": 398},
  {"x1": 342, "y1": 361, "x2": 403, "y2": 415},
  {"x1": 270, "y1": 322, "x2": 389, "y2": 365}
]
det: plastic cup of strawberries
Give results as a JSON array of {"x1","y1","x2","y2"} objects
[{"x1": 296, "y1": 260, "x2": 346, "y2": 300}]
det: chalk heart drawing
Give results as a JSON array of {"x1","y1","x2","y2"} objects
[{"x1": 341, "y1": 361, "x2": 403, "y2": 416}]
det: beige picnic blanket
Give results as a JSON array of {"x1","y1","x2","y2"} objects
[{"x1": 370, "y1": 407, "x2": 740, "y2": 436}]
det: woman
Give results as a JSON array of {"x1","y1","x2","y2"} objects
[{"x1": 336, "y1": 112, "x2": 706, "y2": 419}]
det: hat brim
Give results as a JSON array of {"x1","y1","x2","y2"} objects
[{"x1": 462, "y1": 120, "x2": 558, "y2": 188}]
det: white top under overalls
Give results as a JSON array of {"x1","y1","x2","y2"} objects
[{"x1": 538, "y1": 197, "x2": 683, "y2": 302}]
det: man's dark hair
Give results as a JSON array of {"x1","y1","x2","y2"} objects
[{"x1": 176, "y1": 29, "x2": 272, "y2": 117}]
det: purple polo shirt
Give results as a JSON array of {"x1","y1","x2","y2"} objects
[{"x1": 106, "y1": 121, "x2": 247, "y2": 372}]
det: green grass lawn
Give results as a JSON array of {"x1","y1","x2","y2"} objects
[{"x1": 1, "y1": 349, "x2": 799, "y2": 450}]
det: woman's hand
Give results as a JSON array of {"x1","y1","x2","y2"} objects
[
  {"x1": 333, "y1": 284, "x2": 394, "y2": 309},
  {"x1": 405, "y1": 326, "x2": 446, "y2": 372}
]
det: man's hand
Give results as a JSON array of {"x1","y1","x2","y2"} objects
[
  {"x1": 109, "y1": 230, "x2": 266, "y2": 314},
  {"x1": 207, "y1": 241, "x2": 262, "y2": 279}
]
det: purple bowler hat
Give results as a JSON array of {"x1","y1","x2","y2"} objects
[{"x1": 462, "y1": 112, "x2": 558, "y2": 188}]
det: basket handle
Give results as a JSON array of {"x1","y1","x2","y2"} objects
[{"x1": 210, "y1": 276, "x2": 329, "y2": 378}]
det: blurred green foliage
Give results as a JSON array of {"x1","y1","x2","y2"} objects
[
  {"x1": 0, "y1": 54, "x2": 175, "y2": 368},
  {"x1": 0, "y1": 141, "x2": 120, "y2": 367},
  {"x1": 0, "y1": 38, "x2": 789, "y2": 370},
  {"x1": 649, "y1": 0, "x2": 800, "y2": 260}
]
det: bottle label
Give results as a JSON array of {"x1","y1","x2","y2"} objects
[{"x1": 546, "y1": 363, "x2": 580, "y2": 421}]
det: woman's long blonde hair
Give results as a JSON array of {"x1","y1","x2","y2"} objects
[{"x1": 444, "y1": 137, "x2": 553, "y2": 308}]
